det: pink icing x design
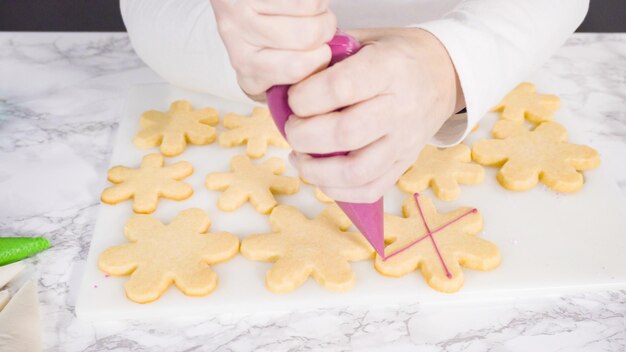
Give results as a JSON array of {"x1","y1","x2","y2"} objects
[{"x1": 383, "y1": 193, "x2": 478, "y2": 279}]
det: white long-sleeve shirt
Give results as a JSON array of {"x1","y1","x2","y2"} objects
[{"x1": 120, "y1": 0, "x2": 588, "y2": 146}]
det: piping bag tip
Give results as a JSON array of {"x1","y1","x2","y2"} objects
[{"x1": 336, "y1": 199, "x2": 385, "y2": 258}]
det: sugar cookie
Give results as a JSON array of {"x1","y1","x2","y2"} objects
[
  {"x1": 133, "y1": 100, "x2": 219, "y2": 157},
  {"x1": 219, "y1": 107, "x2": 289, "y2": 158},
  {"x1": 314, "y1": 188, "x2": 334, "y2": 203},
  {"x1": 490, "y1": 119, "x2": 528, "y2": 139},
  {"x1": 397, "y1": 144, "x2": 484, "y2": 201},
  {"x1": 205, "y1": 155, "x2": 299, "y2": 214},
  {"x1": 376, "y1": 194, "x2": 500, "y2": 293},
  {"x1": 240, "y1": 205, "x2": 373, "y2": 293},
  {"x1": 300, "y1": 177, "x2": 333, "y2": 204},
  {"x1": 101, "y1": 153, "x2": 193, "y2": 213},
  {"x1": 491, "y1": 82, "x2": 560, "y2": 124},
  {"x1": 472, "y1": 122, "x2": 600, "y2": 192},
  {"x1": 98, "y1": 209, "x2": 239, "y2": 303}
]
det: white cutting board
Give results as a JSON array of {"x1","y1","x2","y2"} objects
[{"x1": 76, "y1": 83, "x2": 626, "y2": 321}]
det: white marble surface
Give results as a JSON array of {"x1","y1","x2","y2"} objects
[{"x1": 0, "y1": 32, "x2": 624, "y2": 351}]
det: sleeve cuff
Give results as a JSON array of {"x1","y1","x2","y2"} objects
[{"x1": 430, "y1": 112, "x2": 469, "y2": 147}]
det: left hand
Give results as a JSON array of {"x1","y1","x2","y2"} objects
[{"x1": 285, "y1": 28, "x2": 465, "y2": 203}]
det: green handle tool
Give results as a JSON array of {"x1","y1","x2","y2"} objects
[{"x1": 0, "y1": 237, "x2": 50, "y2": 266}]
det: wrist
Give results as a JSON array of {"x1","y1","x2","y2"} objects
[
  {"x1": 410, "y1": 29, "x2": 461, "y2": 126},
  {"x1": 392, "y1": 28, "x2": 465, "y2": 136}
]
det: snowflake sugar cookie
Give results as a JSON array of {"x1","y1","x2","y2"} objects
[
  {"x1": 98, "y1": 209, "x2": 239, "y2": 303},
  {"x1": 133, "y1": 100, "x2": 219, "y2": 156},
  {"x1": 491, "y1": 82, "x2": 560, "y2": 124},
  {"x1": 397, "y1": 144, "x2": 484, "y2": 201},
  {"x1": 240, "y1": 205, "x2": 373, "y2": 293},
  {"x1": 101, "y1": 153, "x2": 193, "y2": 213},
  {"x1": 300, "y1": 177, "x2": 334, "y2": 204},
  {"x1": 376, "y1": 194, "x2": 500, "y2": 293},
  {"x1": 219, "y1": 107, "x2": 289, "y2": 158},
  {"x1": 205, "y1": 155, "x2": 299, "y2": 214},
  {"x1": 472, "y1": 122, "x2": 600, "y2": 192}
]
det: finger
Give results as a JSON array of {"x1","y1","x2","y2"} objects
[
  {"x1": 249, "y1": 0, "x2": 329, "y2": 16},
  {"x1": 321, "y1": 158, "x2": 414, "y2": 203},
  {"x1": 284, "y1": 95, "x2": 392, "y2": 154},
  {"x1": 236, "y1": 46, "x2": 330, "y2": 95},
  {"x1": 237, "y1": 76, "x2": 267, "y2": 97},
  {"x1": 288, "y1": 44, "x2": 391, "y2": 117},
  {"x1": 290, "y1": 135, "x2": 400, "y2": 188},
  {"x1": 246, "y1": 11, "x2": 336, "y2": 50},
  {"x1": 248, "y1": 46, "x2": 331, "y2": 87}
]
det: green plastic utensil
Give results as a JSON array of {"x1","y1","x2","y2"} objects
[{"x1": 0, "y1": 237, "x2": 50, "y2": 266}]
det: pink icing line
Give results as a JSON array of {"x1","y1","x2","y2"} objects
[{"x1": 382, "y1": 193, "x2": 478, "y2": 280}]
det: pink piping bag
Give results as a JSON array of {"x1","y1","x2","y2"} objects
[{"x1": 266, "y1": 30, "x2": 385, "y2": 258}]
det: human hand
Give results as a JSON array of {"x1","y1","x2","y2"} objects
[
  {"x1": 210, "y1": 0, "x2": 337, "y2": 99},
  {"x1": 285, "y1": 28, "x2": 464, "y2": 203}
]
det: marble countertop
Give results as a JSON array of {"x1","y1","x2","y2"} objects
[{"x1": 0, "y1": 32, "x2": 625, "y2": 351}]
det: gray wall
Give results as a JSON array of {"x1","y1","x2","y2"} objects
[{"x1": 0, "y1": 0, "x2": 624, "y2": 32}]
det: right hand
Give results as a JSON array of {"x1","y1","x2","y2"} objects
[{"x1": 210, "y1": 0, "x2": 337, "y2": 100}]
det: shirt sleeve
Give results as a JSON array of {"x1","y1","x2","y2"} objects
[
  {"x1": 119, "y1": 0, "x2": 254, "y2": 104},
  {"x1": 412, "y1": 0, "x2": 589, "y2": 147}
]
